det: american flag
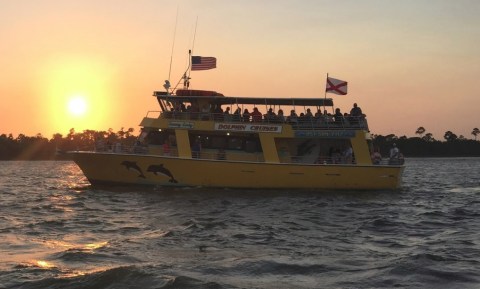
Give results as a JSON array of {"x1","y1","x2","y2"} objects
[{"x1": 191, "y1": 56, "x2": 217, "y2": 71}]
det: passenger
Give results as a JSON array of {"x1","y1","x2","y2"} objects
[
  {"x1": 298, "y1": 113, "x2": 306, "y2": 126},
  {"x1": 343, "y1": 113, "x2": 350, "y2": 126},
  {"x1": 350, "y1": 103, "x2": 363, "y2": 117},
  {"x1": 331, "y1": 148, "x2": 342, "y2": 164},
  {"x1": 232, "y1": 107, "x2": 242, "y2": 122},
  {"x1": 287, "y1": 110, "x2": 298, "y2": 124},
  {"x1": 305, "y1": 108, "x2": 313, "y2": 123},
  {"x1": 243, "y1": 109, "x2": 251, "y2": 122},
  {"x1": 133, "y1": 140, "x2": 144, "y2": 154},
  {"x1": 192, "y1": 139, "x2": 202, "y2": 158},
  {"x1": 163, "y1": 140, "x2": 170, "y2": 156},
  {"x1": 213, "y1": 105, "x2": 223, "y2": 121},
  {"x1": 389, "y1": 143, "x2": 404, "y2": 165},
  {"x1": 265, "y1": 108, "x2": 276, "y2": 123},
  {"x1": 224, "y1": 107, "x2": 231, "y2": 122},
  {"x1": 389, "y1": 143, "x2": 399, "y2": 159},
  {"x1": 251, "y1": 107, "x2": 263, "y2": 122},
  {"x1": 343, "y1": 145, "x2": 353, "y2": 164},
  {"x1": 349, "y1": 103, "x2": 363, "y2": 125},
  {"x1": 334, "y1": 108, "x2": 344, "y2": 125},
  {"x1": 371, "y1": 148, "x2": 382, "y2": 164},
  {"x1": 277, "y1": 109, "x2": 285, "y2": 123}
]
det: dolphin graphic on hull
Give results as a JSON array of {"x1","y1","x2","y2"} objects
[
  {"x1": 121, "y1": 161, "x2": 146, "y2": 178},
  {"x1": 147, "y1": 164, "x2": 178, "y2": 183}
]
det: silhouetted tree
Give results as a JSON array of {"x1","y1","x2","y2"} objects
[
  {"x1": 415, "y1": 127, "x2": 426, "y2": 137},
  {"x1": 444, "y1": 131, "x2": 458, "y2": 142},
  {"x1": 422, "y1": 133, "x2": 434, "y2": 142},
  {"x1": 472, "y1": 128, "x2": 480, "y2": 141}
]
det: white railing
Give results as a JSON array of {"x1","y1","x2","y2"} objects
[{"x1": 145, "y1": 111, "x2": 369, "y2": 131}]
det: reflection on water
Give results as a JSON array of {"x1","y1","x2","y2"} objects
[{"x1": 34, "y1": 260, "x2": 55, "y2": 269}]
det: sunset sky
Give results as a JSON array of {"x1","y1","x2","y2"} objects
[{"x1": 1, "y1": 0, "x2": 479, "y2": 140}]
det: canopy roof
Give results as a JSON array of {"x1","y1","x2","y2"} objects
[{"x1": 153, "y1": 91, "x2": 334, "y2": 107}]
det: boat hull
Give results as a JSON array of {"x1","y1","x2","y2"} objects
[{"x1": 70, "y1": 152, "x2": 404, "y2": 190}]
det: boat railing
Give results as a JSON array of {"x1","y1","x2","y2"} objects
[
  {"x1": 146, "y1": 111, "x2": 369, "y2": 131},
  {"x1": 78, "y1": 144, "x2": 403, "y2": 166}
]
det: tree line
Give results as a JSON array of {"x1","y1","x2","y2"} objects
[
  {"x1": 373, "y1": 127, "x2": 480, "y2": 157},
  {"x1": 0, "y1": 127, "x2": 479, "y2": 160},
  {"x1": 0, "y1": 128, "x2": 137, "y2": 160}
]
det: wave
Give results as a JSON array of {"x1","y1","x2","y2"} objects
[{"x1": 5, "y1": 266, "x2": 230, "y2": 289}]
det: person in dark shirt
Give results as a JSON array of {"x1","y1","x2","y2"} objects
[{"x1": 349, "y1": 103, "x2": 363, "y2": 125}]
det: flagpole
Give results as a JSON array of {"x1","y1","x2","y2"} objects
[
  {"x1": 324, "y1": 73, "x2": 328, "y2": 113},
  {"x1": 186, "y1": 16, "x2": 198, "y2": 86}
]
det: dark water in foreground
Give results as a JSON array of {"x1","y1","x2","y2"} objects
[{"x1": 0, "y1": 159, "x2": 479, "y2": 289}]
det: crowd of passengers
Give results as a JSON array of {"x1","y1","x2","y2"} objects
[{"x1": 165, "y1": 102, "x2": 366, "y2": 127}]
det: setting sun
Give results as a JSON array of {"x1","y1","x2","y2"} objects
[{"x1": 68, "y1": 96, "x2": 88, "y2": 116}]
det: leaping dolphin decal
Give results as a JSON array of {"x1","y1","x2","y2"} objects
[
  {"x1": 147, "y1": 164, "x2": 178, "y2": 183},
  {"x1": 121, "y1": 161, "x2": 146, "y2": 178}
]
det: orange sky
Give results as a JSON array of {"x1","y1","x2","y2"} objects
[{"x1": 1, "y1": 0, "x2": 479, "y2": 140}]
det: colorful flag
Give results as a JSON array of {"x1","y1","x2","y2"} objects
[
  {"x1": 191, "y1": 56, "x2": 217, "y2": 70},
  {"x1": 326, "y1": 77, "x2": 348, "y2": 95}
]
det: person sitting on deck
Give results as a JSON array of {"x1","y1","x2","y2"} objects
[
  {"x1": 251, "y1": 107, "x2": 263, "y2": 122},
  {"x1": 265, "y1": 108, "x2": 276, "y2": 123},
  {"x1": 389, "y1": 143, "x2": 404, "y2": 165},
  {"x1": 232, "y1": 107, "x2": 242, "y2": 122},
  {"x1": 242, "y1": 109, "x2": 250, "y2": 122},
  {"x1": 334, "y1": 108, "x2": 344, "y2": 125},
  {"x1": 213, "y1": 105, "x2": 224, "y2": 121},
  {"x1": 305, "y1": 108, "x2": 313, "y2": 122},
  {"x1": 224, "y1": 107, "x2": 231, "y2": 122},
  {"x1": 349, "y1": 103, "x2": 363, "y2": 125},
  {"x1": 277, "y1": 109, "x2": 286, "y2": 123},
  {"x1": 287, "y1": 110, "x2": 298, "y2": 124}
]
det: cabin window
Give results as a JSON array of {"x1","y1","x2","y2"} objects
[
  {"x1": 228, "y1": 138, "x2": 243, "y2": 150},
  {"x1": 189, "y1": 132, "x2": 261, "y2": 153},
  {"x1": 245, "y1": 140, "x2": 261, "y2": 153},
  {"x1": 211, "y1": 136, "x2": 227, "y2": 149},
  {"x1": 145, "y1": 129, "x2": 176, "y2": 146}
]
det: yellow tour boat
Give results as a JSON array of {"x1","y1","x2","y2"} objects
[{"x1": 69, "y1": 85, "x2": 405, "y2": 190}]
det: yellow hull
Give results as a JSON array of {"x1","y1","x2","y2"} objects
[{"x1": 70, "y1": 152, "x2": 404, "y2": 190}]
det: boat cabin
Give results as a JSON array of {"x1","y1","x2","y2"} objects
[{"x1": 138, "y1": 89, "x2": 372, "y2": 165}]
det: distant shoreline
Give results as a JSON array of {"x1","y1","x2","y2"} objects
[{"x1": 1, "y1": 130, "x2": 479, "y2": 161}]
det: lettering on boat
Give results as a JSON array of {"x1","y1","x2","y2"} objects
[
  {"x1": 295, "y1": 130, "x2": 355, "y2": 138},
  {"x1": 215, "y1": 123, "x2": 282, "y2": 133},
  {"x1": 168, "y1": 121, "x2": 194, "y2": 129}
]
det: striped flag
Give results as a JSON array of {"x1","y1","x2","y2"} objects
[
  {"x1": 326, "y1": 77, "x2": 348, "y2": 95},
  {"x1": 191, "y1": 56, "x2": 217, "y2": 71}
]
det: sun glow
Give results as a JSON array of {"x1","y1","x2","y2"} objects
[
  {"x1": 68, "y1": 96, "x2": 88, "y2": 116},
  {"x1": 42, "y1": 55, "x2": 117, "y2": 135}
]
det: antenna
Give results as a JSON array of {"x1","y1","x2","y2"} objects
[
  {"x1": 172, "y1": 18, "x2": 198, "y2": 92},
  {"x1": 166, "y1": 6, "x2": 179, "y2": 92},
  {"x1": 187, "y1": 16, "x2": 199, "y2": 83}
]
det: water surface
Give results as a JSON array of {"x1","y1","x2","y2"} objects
[{"x1": 0, "y1": 158, "x2": 479, "y2": 288}]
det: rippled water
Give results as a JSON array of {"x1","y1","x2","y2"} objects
[{"x1": 0, "y1": 159, "x2": 479, "y2": 289}]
